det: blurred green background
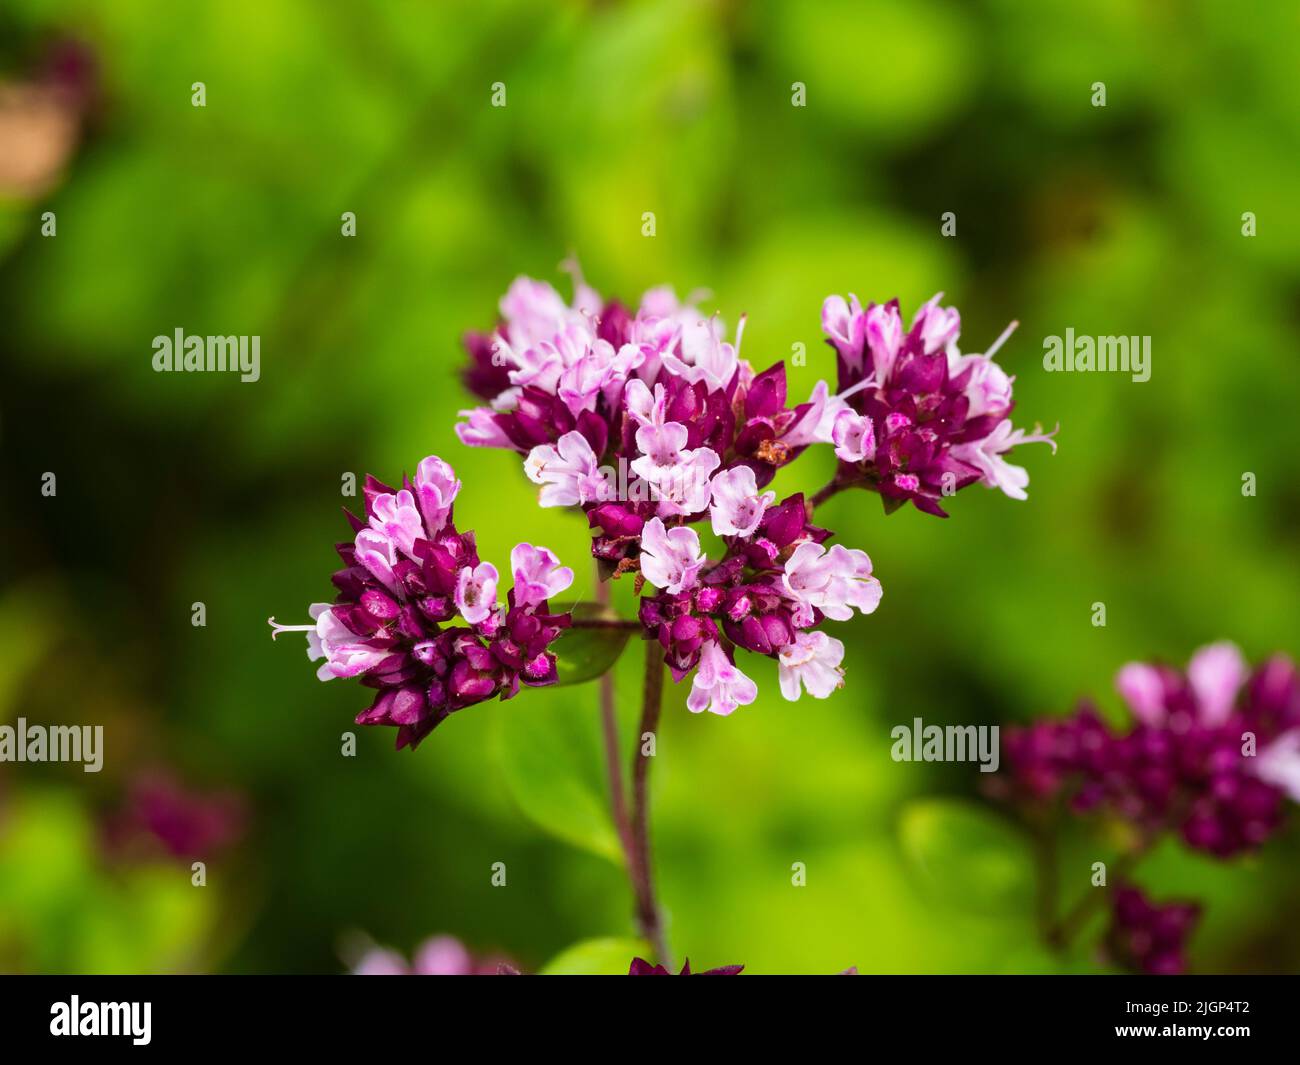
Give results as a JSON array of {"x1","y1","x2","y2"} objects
[{"x1": 2, "y1": 0, "x2": 1298, "y2": 974}]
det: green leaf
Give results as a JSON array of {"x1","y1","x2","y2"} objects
[
  {"x1": 898, "y1": 798, "x2": 1035, "y2": 917},
  {"x1": 493, "y1": 688, "x2": 623, "y2": 864},
  {"x1": 552, "y1": 602, "x2": 634, "y2": 686},
  {"x1": 539, "y1": 937, "x2": 648, "y2": 975}
]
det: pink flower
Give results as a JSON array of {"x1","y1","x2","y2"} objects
[
  {"x1": 1187, "y1": 641, "x2": 1247, "y2": 726},
  {"x1": 709, "y1": 466, "x2": 776, "y2": 537},
  {"x1": 455, "y1": 561, "x2": 499, "y2": 624},
  {"x1": 504, "y1": 321, "x2": 593, "y2": 393},
  {"x1": 653, "y1": 448, "x2": 720, "y2": 518},
  {"x1": 661, "y1": 314, "x2": 740, "y2": 392},
  {"x1": 686, "y1": 641, "x2": 758, "y2": 716},
  {"x1": 910, "y1": 293, "x2": 961, "y2": 356},
  {"x1": 600, "y1": 343, "x2": 647, "y2": 408},
  {"x1": 781, "y1": 542, "x2": 882, "y2": 623},
  {"x1": 1255, "y1": 730, "x2": 1300, "y2": 802},
  {"x1": 865, "y1": 301, "x2": 904, "y2": 382},
  {"x1": 630, "y1": 421, "x2": 722, "y2": 517},
  {"x1": 499, "y1": 276, "x2": 582, "y2": 349},
  {"x1": 1116, "y1": 662, "x2": 1168, "y2": 726},
  {"x1": 525, "y1": 430, "x2": 606, "y2": 507},
  {"x1": 950, "y1": 419, "x2": 1058, "y2": 501},
  {"x1": 369, "y1": 489, "x2": 426, "y2": 559},
  {"x1": 353, "y1": 934, "x2": 517, "y2": 976},
  {"x1": 454, "y1": 406, "x2": 513, "y2": 449},
  {"x1": 557, "y1": 345, "x2": 616, "y2": 416},
  {"x1": 414, "y1": 455, "x2": 460, "y2": 536},
  {"x1": 778, "y1": 630, "x2": 846, "y2": 700},
  {"x1": 412, "y1": 935, "x2": 475, "y2": 975},
  {"x1": 955, "y1": 353, "x2": 1014, "y2": 419},
  {"x1": 353, "y1": 528, "x2": 401, "y2": 594},
  {"x1": 511, "y1": 543, "x2": 574, "y2": 609},
  {"x1": 822, "y1": 293, "x2": 865, "y2": 365},
  {"x1": 831, "y1": 409, "x2": 875, "y2": 463},
  {"x1": 624, "y1": 379, "x2": 668, "y2": 427},
  {"x1": 317, "y1": 618, "x2": 391, "y2": 680},
  {"x1": 269, "y1": 603, "x2": 389, "y2": 680},
  {"x1": 639, "y1": 518, "x2": 705, "y2": 594},
  {"x1": 353, "y1": 948, "x2": 408, "y2": 975},
  {"x1": 631, "y1": 421, "x2": 691, "y2": 483}
]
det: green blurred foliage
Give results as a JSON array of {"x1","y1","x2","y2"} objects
[{"x1": 1, "y1": 0, "x2": 1298, "y2": 973}]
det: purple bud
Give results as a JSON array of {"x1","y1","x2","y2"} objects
[
  {"x1": 359, "y1": 588, "x2": 401, "y2": 622},
  {"x1": 745, "y1": 362, "x2": 787, "y2": 420},
  {"x1": 760, "y1": 495, "x2": 808, "y2": 549},
  {"x1": 694, "y1": 586, "x2": 723, "y2": 614}
]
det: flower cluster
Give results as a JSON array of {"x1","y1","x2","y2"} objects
[
  {"x1": 1000, "y1": 643, "x2": 1300, "y2": 857},
  {"x1": 819, "y1": 293, "x2": 1056, "y2": 515},
  {"x1": 628, "y1": 957, "x2": 743, "y2": 975},
  {"x1": 269, "y1": 455, "x2": 574, "y2": 749},
  {"x1": 457, "y1": 273, "x2": 828, "y2": 563},
  {"x1": 994, "y1": 642, "x2": 1300, "y2": 974},
  {"x1": 456, "y1": 274, "x2": 1041, "y2": 714},
  {"x1": 627, "y1": 957, "x2": 858, "y2": 975},
  {"x1": 353, "y1": 934, "x2": 518, "y2": 976},
  {"x1": 102, "y1": 771, "x2": 245, "y2": 862},
  {"x1": 1104, "y1": 884, "x2": 1202, "y2": 976},
  {"x1": 635, "y1": 502, "x2": 880, "y2": 714}
]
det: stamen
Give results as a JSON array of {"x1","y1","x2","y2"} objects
[
  {"x1": 836, "y1": 377, "x2": 875, "y2": 403},
  {"x1": 267, "y1": 616, "x2": 315, "y2": 640},
  {"x1": 984, "y1": 320, "x2": 1019, "y2": 360},
  {"x1": 558, "y1": 253, "x2": 586, "y2": 297}
]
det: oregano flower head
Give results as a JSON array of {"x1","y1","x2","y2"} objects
[
  {"x1": 1105, "y1": 884, "x2": 1201, "y2": 976},
  {"x1": 269, "y1": 454, "x2": 573, "y2": 749},
  {"x1": 1000, "y1": 643, "x2": 1300, "y2": 857},
  {"x1": 456, "y1": 270, "x2": 902, "y2": 715},
  {"x1": 628, "y1": 957, "x2": 744, "y2": 976},
  {"x1": 820, "y1": 292, "x2": 1056, "y2": 515},
  {"x1": 353, "y1": 935, "x2": 518, "y2": 976}
]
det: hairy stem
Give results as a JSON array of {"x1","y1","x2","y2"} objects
[
  {"x1": 810, "y1": 477, "x2": 850, "y2": 511},
  {"x1": 593, "y1": 577, "x2": 634, "y2": 871},
  {"x1": 629, "y1": 643, "x2": 670, "y2": 966}
]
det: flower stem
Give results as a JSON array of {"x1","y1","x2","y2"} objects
[
  {"x1": 593, "y1": 578, "x2": 635, "y2": 873},
  {"x1": 591, "y1": 574, "x2": 668, "y2": 964},
  {"x1": 629, "y1": 642, "x2": 670, "y2": 967},
  {"x1": 810, "y1": 477, "x2": 849, "y2": 511}
]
